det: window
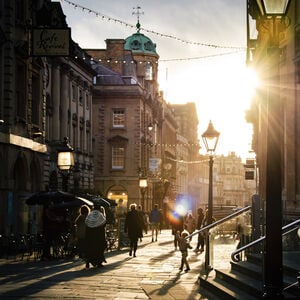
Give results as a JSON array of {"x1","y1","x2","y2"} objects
[
  {"x1": 79, "y1": 89, "x2": 83, "y2": 105},
  {"x1": 72, "y1": 84, "x2": 76, "y2": 102},
  {"x1": 85, "y1": 93, "x2": 89, "y2": 110},
  {"x1": 16, "y1": 63, "x2": 26, "y2": 119},
  {"x1": 86, "y1": 130, "x2": 91, "y2": 153},
  {"x1": 80, "y1": 127, "x2": 84, "y2": 151},
  {"x1": 131, "y1": 39, "x2": 141, "y2": 50},
  {"x1": 113, "y1": 109, "x2": 125, "y2": 128},
  {"x1": 145, "y1": 63, "x2": 153, "y2": 80},
  {"x1": 32, "y1": 74, "x2": 40, "y2": 125},
  {"x1": 112, "y1": 147, "x2": 125, "y2": 169},
  {"x1": 15, "y1": 0, "x2": 25, "y2": 23}
]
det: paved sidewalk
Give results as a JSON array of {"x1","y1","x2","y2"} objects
[{"x1": 0, "y1": 230, "x2": 237, "y2": 299}]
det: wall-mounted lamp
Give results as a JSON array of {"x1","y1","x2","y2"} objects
[
  {"x1": 57, "y1": 137, "x2": 75, "y2": 192},
  {"x1": 148, "y1": 123, "x2": 153, "y2": 131}
]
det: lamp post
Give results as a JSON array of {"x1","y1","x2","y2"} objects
[
  {"x1": 253, "y1": 1, "x2": 290, "y2": 298},
  {"x1": 57, "y1": 137, "x2": 75, "y2": 192},
  {"x1": 139, "y1": 178, "x2": 148, "y2": 210},
  {"x1": 201, "y1": 120, "x2": 220, "y2": 272}
]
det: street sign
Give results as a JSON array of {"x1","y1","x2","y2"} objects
[{"x1": 32, "y1": 28, "x2": 71, "y2": 56}]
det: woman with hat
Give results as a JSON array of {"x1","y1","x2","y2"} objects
[{"x1": 84, "y1": 202, "x2": 107, "y2": 268}]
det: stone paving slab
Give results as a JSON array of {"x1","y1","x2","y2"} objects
[{"x1": 0, "y1": 230, "x2": 237, "y2": 299}]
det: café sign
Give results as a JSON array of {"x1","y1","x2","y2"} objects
[{"x1": 32, "y1": 28, "x2": 70, "y2": 56}]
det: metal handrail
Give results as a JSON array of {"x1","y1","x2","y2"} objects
[
  {"x1": 186, "y1": 205, "x2": 252, "y2": 240},
  {"x1": 231, "y1": 218, "x2": 300, "y2": 262}
]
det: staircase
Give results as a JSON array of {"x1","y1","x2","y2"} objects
[{"x1": 199, "y1": 251, "x2": 300, "y2": 299}]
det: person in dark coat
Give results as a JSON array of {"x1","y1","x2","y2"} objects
[
  {"x1": 41, "y1": 205, "x2": 64, "y2": 260},
  {"x1": 74, "y1": 204, "x2": 90, "y2": 258},
  {"x1": 124, "y1": 203, "x2": 143, "y2": 257},
  {"x1": 194, "y1": 208, "x2": 205, "y2": 252},
  {"x1": 84, "y1": 205, "x2": 107, "y2": 268},
  {"x1": 150, "y1": 204, "x2": 162, "y2": 242}
]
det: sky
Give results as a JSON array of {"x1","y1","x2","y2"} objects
[{"x1": 60, "y1": 0, "x2": 258, "y2": 161}]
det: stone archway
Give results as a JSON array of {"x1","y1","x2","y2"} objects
[
  {"x1": 13, "y1": 154, "x2": 28, "y2": 234},
  {"x1": 107, "y1": 185, "x2": 128, "y2": 217},
  {"x1": 28, "y1": 159, "x2": 42, "y2": 234}
]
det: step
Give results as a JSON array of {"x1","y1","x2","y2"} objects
[
  {"x1": 230, "y1": 260, "x2": 262, "y2": 279},
  {"x1": 215, "y1": 269, "x2": 262, "y2": 297},
  {"x1": 246, "y1": 253, "x2": 262, "y2": 265},
  {"x1": 244, "y1": 252, "x2": 300, "y2": 296},
  {"x1": 200, "y1": 267, "x2": 299, "y2": 300},
  {"x1": 199, "y1": 272, "x2": 259, "y2": 300},
  {"x1": 247, "y1": 252, "x2": 300, "y2": 278}
]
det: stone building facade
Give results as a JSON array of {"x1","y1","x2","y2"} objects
[
  {"x1": 171, "y1": 103, "x2": 201, "y2": 216},
  {"x1": 0, "y1": 0, "x2": 94, "y2": 235},
  {"x1": 86, "y1": 27, "x2": 174, "y2": 213}
]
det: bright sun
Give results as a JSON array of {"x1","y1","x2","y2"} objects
[{"x1": 159, "y1": 54, "x2": 260, "y2": 161}]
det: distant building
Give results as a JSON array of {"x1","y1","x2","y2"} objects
[
  {"x1": 213, "y1": 152, "x2": 256, "y2": 208},
  {"x1": 86, "y1": 23, "x2": 178, "y2": 213},
  {"x1": 171, "y1": 103, "x2": 200, "y2": 216}
]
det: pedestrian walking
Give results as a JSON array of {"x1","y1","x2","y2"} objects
[
  {"x1": 184, "y1": 212, "x2": 196, "y2": 240},
  {"x1": 124, "y1": 203, "x2": 143, "y2": 257},
  {"x1": 176, "y1": 230, "x2": 192, "y2": 272},
  {"x1": 169, "y1": 210, "x2": 184, "y2": 250},
  {"x1": 84, "y1": 204, "x2": 107, "y2": 268},
  {"x1": 144, "y1": 211, "x2": 150, "y2": 234},
  {"x1": 74, "y1": 204, "x2": 90, "y2": 258},
  {"x1": 41, "y1": 206, "x2": 64, "y2": 260},
  {"x1": 137, "y1": 205, "x2": 147, "y2": 240},
  {"x1": 150, "y1": 204, "x2": 162, "y2": 242},
  {"x1": 194, "y1": 208, "x2": 205, "y2": 252}
]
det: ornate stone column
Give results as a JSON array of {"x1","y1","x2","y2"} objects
[
  {"x1": 60, "y1": 64, "x2": 70, "y2": 139},
  {"x1": 51, "y1": 62, "x2": 60, "y2": 140}
]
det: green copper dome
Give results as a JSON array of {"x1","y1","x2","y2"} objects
[{"x1": 124, "y1": 31, "x2": 157, "y2": 55}]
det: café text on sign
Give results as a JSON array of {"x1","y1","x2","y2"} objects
[{"x1": 32, "y1": 28, "x2": 70, "y2": 56}]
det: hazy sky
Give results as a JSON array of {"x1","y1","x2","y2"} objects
[{"x1": 60, "y1": 0, "x2": 256, "y2": 161}]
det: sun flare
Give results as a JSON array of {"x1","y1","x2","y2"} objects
[{"x1": 159, "y1": 54, "x2": 259, "y2": 161}]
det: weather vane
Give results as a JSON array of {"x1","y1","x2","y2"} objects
[{"x1": 132, "y1": 5, "x2": 144, "y2": 32}]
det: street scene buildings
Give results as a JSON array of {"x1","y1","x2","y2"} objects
[
  {"x1": 0, "y1": 1, "x2": 299, "y2": 298},
  {"x1": 0, "y1": 0, "x2": 258, "y2": 235}
]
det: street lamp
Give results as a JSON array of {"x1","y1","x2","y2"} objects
[
  {"x1": 253, "y1": 1, "x2": 290, "y2": 298},
  {"x1": 139, "y1": 178, "x2": 148, "y2": 210},
  {"x1": 57, "y1": 137, "x2": 75, "y2": 192},
  {"x1": 202, "y1": 120, "x2": 220, "y2": 272}
]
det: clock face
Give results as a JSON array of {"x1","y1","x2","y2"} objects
[{"x1": 45, "y1": 64, "x2": 49, "y2": 87}]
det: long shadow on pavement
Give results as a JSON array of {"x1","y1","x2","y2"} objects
[{"x1": 0, "y1": 254, "x2": 132, "y2": 299}]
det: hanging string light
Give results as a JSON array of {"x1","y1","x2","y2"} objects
[
  {"x1": 61, "y1": 0, "x2": 246, "y2": 51},
  {"x1": 160, "y1": 49, "x2": 245, "y2": 62},
  {"x1": 166, "y1": 157, "x2": 210, "y2": 164},
  {"x1": 71, "y1": 49, "x2": 245, "y2": 64},
  {"x1": 134, "y1": 142, "x2": 201, "y2": 148}
]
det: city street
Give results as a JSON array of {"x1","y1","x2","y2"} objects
[{"x1": 0, "y1": 230, "x2": 237, "y2": 299}]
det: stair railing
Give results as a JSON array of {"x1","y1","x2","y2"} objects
[
  {"x1": 231, "y1": 218, "x2": 300, "y2": 262},
  {"x1": 186, "y1": 205, "x2": 252, "y2": 240}
]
